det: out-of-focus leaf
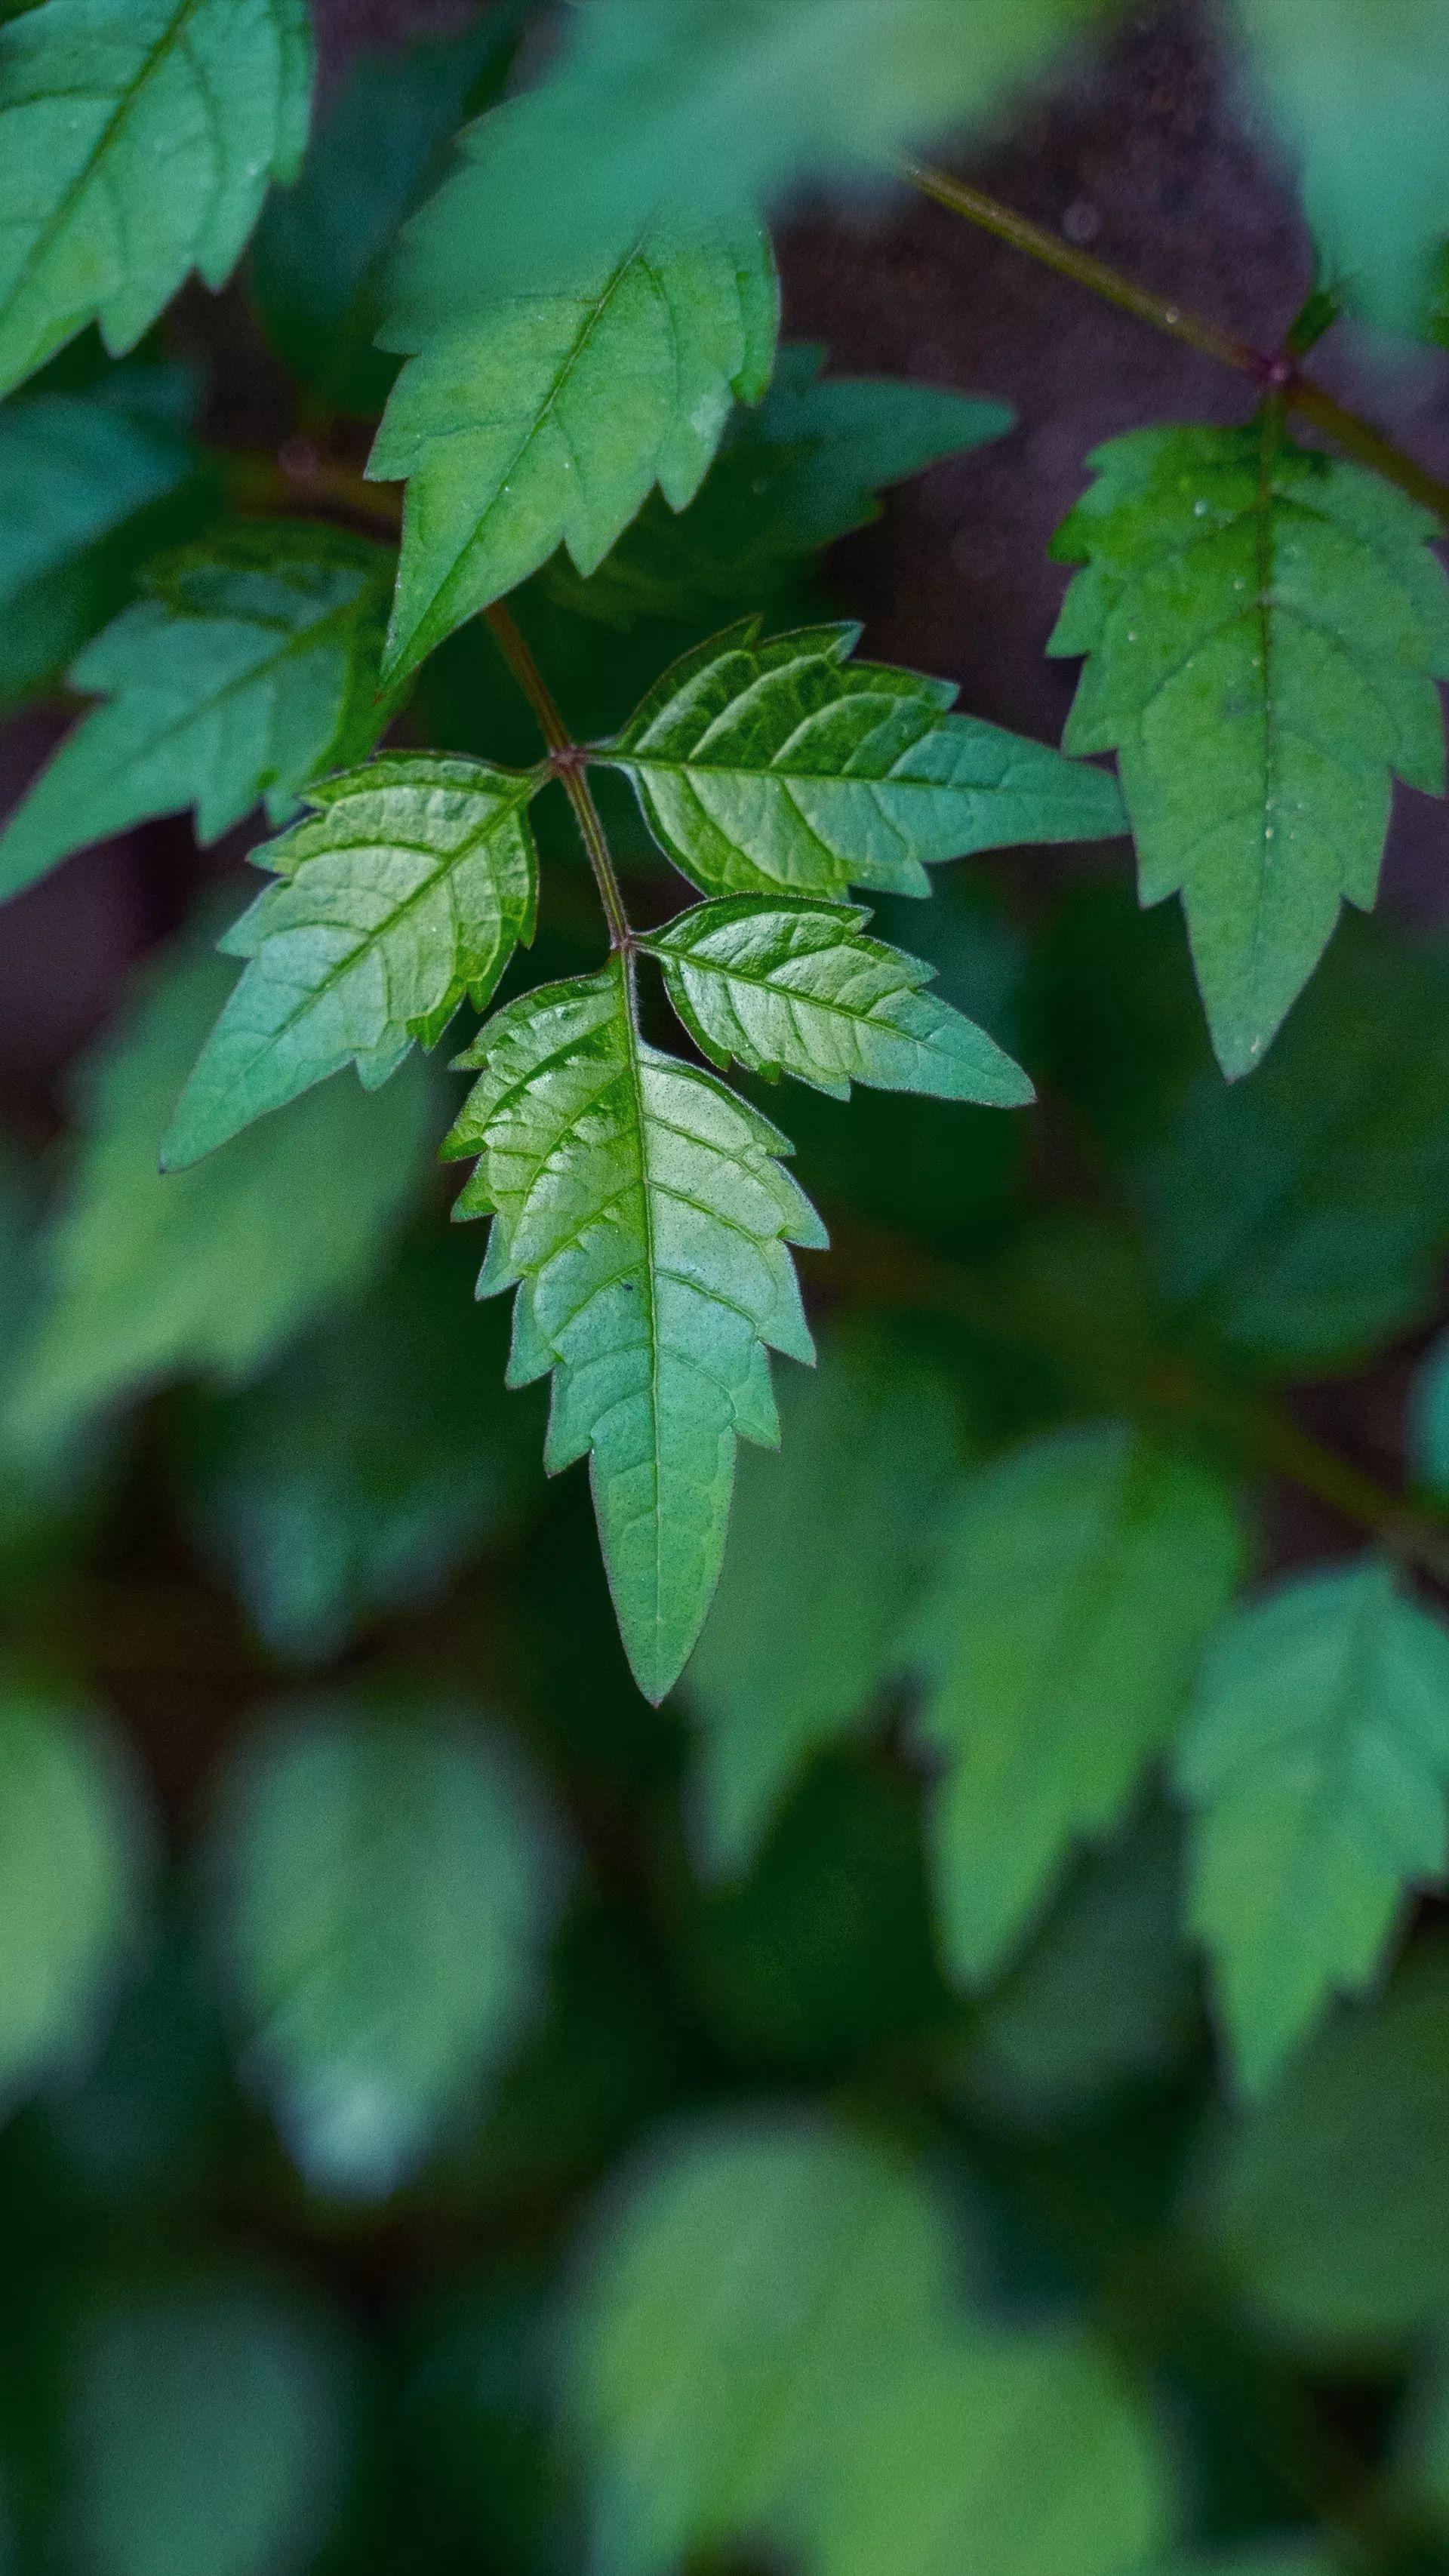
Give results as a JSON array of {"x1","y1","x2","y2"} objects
[
  {"x1": 546, "y1": 342, "x2": 1013, "y2": 627},
  {"x1": 957, "y1": 1804, "x2": 1198, "y2": 2130},
  {"x1": 645, "y1": 896, "x2": 1033, "y2": 1103},
  {"x1": 570, "y1": 2109, "x2": 1172, "y2": 2576},
  {"x1": 444, "y1": 959, "x2": 824, "y2": 1703},
  {"x1": 568, "y1": 2112, "x2": 969, "y2": 2576},
  {"x1": 41, "y1": 1914, "x2": 238, "y2": 2201},
  {"x1": 912, "y1": 1422, "x2": 1243, "y2": 1984},
  {"x1": 683, "y1": 1324, "x2": 965, "y2": 1876},
  {"x1": 1177, "y1": 1557, "x2": 1449, "y2": 2094},
  {"x1": 605, "y1": 619, "x2": 1125, "y2": 901},
  {"x1": 66, "y1": 2275, "x2": 353, "y2": 2576},
  {"x1": 0, "y1": 1689, "x2": 144, "y2": 2109},
  {"x1": 388, "y1": 0, "x2": 1100, "y2": 318},
  {"x1": 5, "y1": 938, "x2": 435, "y2": 1452},
  {"x1": 180, "y1": 1236, "x2": 528, "y2": 1662},
  {"x1": 162, "y1": 754, "x2": 539, "y2": 1167},
  {"x1": 1203, "y1": 1942, "x2": 1449, "y2": 2353},
  {"x1": 0, "y1": 365, "x2": 204, "y2": 711},
  {"x1": 0, "y1": 523, "x2": 393, "y2": 906},
  {"x1": 371, "y1": 162, "x2": 777, "y2": 681},
  {"x1": 1231, "y1": 0, "x2": 1449, "y2": 334},
  {"x1": 398, "y1": 2277, "x2": 571, "y2": 2576},
  {"x1": 1140, "y1": 922, "x2": 1449, "y2": 1371},
  {"x1": 214, "y1": 1699, "x2": 568, "y2": 2196},
  {"x1": 0, "y1": 0, "x2": 312, "y2": 399},
  {"x1": 1049, "y1": 424, "x2": 1449, "y2": 1076},
  {"x1": 250, "y1": 11, "x2": 516, "y2": 417}
]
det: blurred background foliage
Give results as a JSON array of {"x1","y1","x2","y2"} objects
[{"x1": 6, "y1": 4, "x2": 1449, "y2": 2576}]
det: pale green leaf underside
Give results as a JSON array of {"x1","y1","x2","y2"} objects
[
  {"x1": 645, "y1": 895, "x2": 1034, "y2": 1103},
  {"x1": 912, "y1": 1421, "x2": 1244, "y2": 1984},
  {"x1": 370, "y1": 148, "x2": 779, "y2": 680},
  {"x1": 1050, "y1": 422, "x2": 1449, "y2": 1076},
  {"x1": 0, "y1": 523, "x2": 393, "y2": 906},
  {"x1": 217, "y1": 1702, "x2": 564, "y2": 2195},
  {"x1": 0, "y1": 0, "x2": 312, "y2": 399},
  {"x1": 685, "y1": 1325, "x2": 965, "y2": 1878},
  {"x1": 5, "y1": 939, "x2": 436, "y2": 1455},
  {"x1": 444, "y1": 959, "x2": 824, "y2": 1701},
  {"x1": 163, "y1": 753, "x2": 539, "y2": 1168},
  {"x1": 1177, "y1": 1556, "x2": 1449, "y2": 2093},
  {"x1": 605, "y1": 620, "x2": 1125, "y2": 902}
]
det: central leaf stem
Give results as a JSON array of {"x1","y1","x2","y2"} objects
[{"x1": 484, "y1": 602, "x2": 635, "y2": 960}]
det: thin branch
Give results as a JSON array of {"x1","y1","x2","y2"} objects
[
  {"x1": 483, "y1": 601, "x2": 635, "y2": 955},
  {"x1": 903, "y1": 156, "x2": 1449, "y2": 529}
]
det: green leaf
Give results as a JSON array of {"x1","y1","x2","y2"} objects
[
  {"x1": 1411, "y1": 1318, "x2": 1449, "y2": 1499},
  {"x1": 68, "y1": 2276, "x2": 355, "y2": 2576},
  {"x1": 444, "y1": 958, "x2": 825, "y2": 1702},
  {"x1": 214, "y1": 1699, "x2": 566, "y2": 2196},
  {"x1": 568, "y1": 2112, "x2": 969, "y2": 2576},
  {"x1": 0, "y1": 0, "x2": 312, "y2": 399},
  {"x1": 5, "y1": 936, "x2": 436, "y2": 1453},
  {"x1": 0, "y1": 362, "x2": 204, "y2": 710},
  {"x1": 683, "y1": 1324, "x2": 965, "y2": 1876},
  {"x1": 645, "y1": 896, "x2": 1035, "y2": 1103},
  {"x1": 546, "y1": 341, "x2": 1013, "y2": 627},
  {"x1": 605, "y1": 619, "x2": 1124, "y2": 901},
  {"x1": 1202, "y1": 1940, "x2": 1449, "y2": 2353},
  {"x1": 569, "y1": 2110, "x2": 1172, "y2": 2576},
  {"x1": 250, "y1": 10, "x2": 516, "y2": 418},
  {"x1": 0, "y1": 521, "x2": 394, "y2": 906},
  {"x1": 1049, "y1": 422, "x2": 1449, "y2": 1075},
  {"x1": 912, "y1": 1423, "x2": 1244, "y2": 1984},
  {"x1": 1176, "y1": 1557, "x2": 1449, "y2": 2093},
  {"x1": 1140, "y1": 921, "x2": 1449, "y2": 1371},
  {"x1": 389, "y1": 0, "x2": 1095, "y2": 317},
  {"x1": 369, "y1": 162, "x2": 779, "y2": 682},
  {"x1": 162, "y1": 754, "x2": 539, "y2": 1168},
  {"x1": 0, "y1": 1688, "x2": 144, "y2": 2107},
  {"x1": 1231, "y1": 0, "x2": 1449, "y2": 334},
  {"x1": 180, "y1": 1237, "x2": 528, "y2": 1663}
]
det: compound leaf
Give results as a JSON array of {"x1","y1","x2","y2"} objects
[
  {"x1": 0, "y1": 522, "x2": 394, "y2": 905},
  {"x1": 912, "y1": 1422, "x2": 1244, "y2": 1984},
  {"x1": 0, "y1": 1688, "x2": 144, "y2": 2108},
  {"x1": 1050, "y1": 422, "x2": 1449, "y2": 1076},
  {"x1": 369, "y1": 152, "x2": 778, "y2": 682},
  {"x1": 214, "y1": 1699, "x2": 567, "y2": 2196},
  {"x1": 605, "y1": 620, "x2": 1124, "y2": 902},
  {"x1": 443, "y1": 958, "x2": 825, "y2": 1701},
  {"x1": 162, "y1": 754, "x2": 539, "y2": 1167},
  {"x1": 0, "y1": 0, "x2": 312, "y2": 400},
  {"x1": 5, "y1": 937, "x2": 436, "y2": 1452},
  {"x1": 645, "y1": 896, "x2": 1033, "y2": 1104},
  {"x1": 1176, "y1": 1556, "x2": 1449, "y2": 2093},
  {"x1": 685, "y1": 1324, "x2": 965, "y2": 1876}
]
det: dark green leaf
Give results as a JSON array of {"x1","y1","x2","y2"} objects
[
  {"x1": 1140, "y1": 922, "x2": 1449, "y2": 1371},
  {"x1": 213, "y1": 1698, "x2": 567, "y2": 2196},
  {"x1": 1176, "y1": 1557, "x2": 1449, "y2": 2092},
  {"x1": 683, "y1": 1323, "x2": 965, "y2": 1876},
  {"x1": 371, "y1": 164, "x2": 778, "y2": 681},
  {"x1": 444, "y1": 959, "x2": 825, "y2": 1702},
  {"x1": 1050, "y1": 423, "x2": 1449, "y2": 1074},
  {"x1": 645, "y1": 895, "x2": 1034, "y2": 1103},
  {"x1": 162, "y1": 753, "x2": 539, "y2": 1168},
  {"x1": 67, "y1": 2276, "x2": 354, "y2": 2576},
  {"x1": 912, "y1": 1423, "x2": 1244, "y2": 1983},
  {"x1": 546, "y1": 342, "x2": 1013, "y2": 627},
  {"x1": 0, "y1": 522, "x2": 394, "y2": 905},
  {"x1": 250, "y1": 10, "x2": 516, "y2": 417},
  {"x1": 5, "y1": 937, "x2": 437, "y2": 1452},
  {"x1": 0, "y1": 1688, "x2": 144, "y2": 2107},
  {"x1": 0, "y1": 0, "x2": 312, "y2": 399},
  {"x1": 180, "y1": 1236, "x2": 528, "y2": 1662},
  {"x1": 605, "y1": 618, "x2": 1124, "y2": 901}
]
